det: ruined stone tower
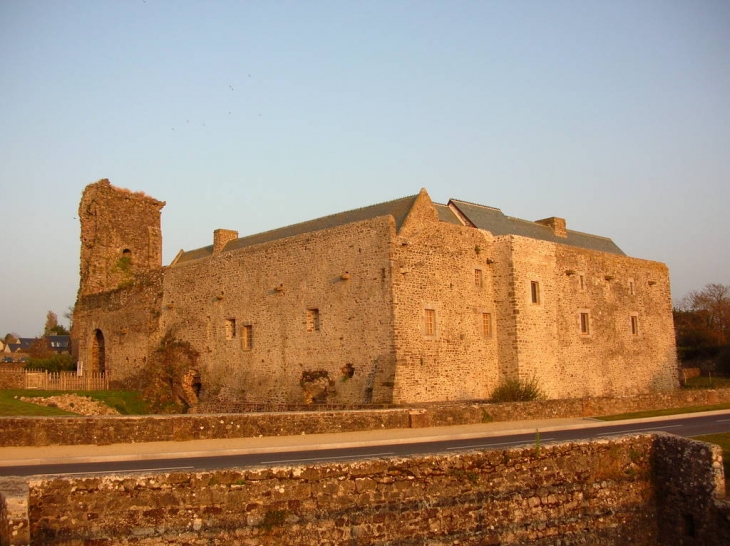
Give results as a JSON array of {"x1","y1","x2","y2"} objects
[
  {"x1": 77, "y1": 179, "x2": 165, "y2": 296},
  {"x1": 73, "y1": 179, "x2": 166, "y2": 374}
]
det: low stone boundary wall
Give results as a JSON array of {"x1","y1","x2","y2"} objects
[
  {"x1": 2, "y1": 434, "x2": 729, "y2": 545},
  {"x1": 424, "y1": 387, "x2": 730, "y2": 427},
  {"x1": 3, "y1": 388, "x2": 730, "y2": 448},
  {"x1": 0, "y1": 410, "x2": 413, "y2": 448},
  {"x1": 0, "y1": 479, "x2": 29, "y2": 546},
  {"x1": 654, "y1": 434, "x2": 730, "y2": 544},
  {"x1": 0, "y1": 369, "x2": 24, "y2": 390}
]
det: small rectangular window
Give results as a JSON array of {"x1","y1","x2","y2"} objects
[
  {"x1": 242, "y1": 325, "x2": 253, "y2": 349},
  {"x1": 306, "y1": 309, "x2": 320, "y2": 332},
  {"x1": 580, "y1": 312, "x2": 590, "y2": 335},
  {"x1": 629, "y1": 279, "x2": 636, "y2": 296},
  {"x1": 424, "y1": 309, "x2": 436, "y2": 336},
  {"x1": 579, "y1": 274, "x2": 585, "y2": 291},
  {"x1": 531, "y1": 281, "x2": 540, "y2": 304},
  {"x1": 482, "y1": 313, "x2": 492, "y2": 337},
  {"x1": 474, "y1": 269, "x2": 483, "y2": 288},
  {"x1": 631, "y1": 315, "x2": 639, "y2": 336},
  {"x1": 225, "y1": 318, "x2": 236, "y2": 340}
]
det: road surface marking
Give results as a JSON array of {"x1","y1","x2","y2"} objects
[
  {"x1": 54, "y1": 466, "x2": 195, "y2": 476},
  {"x1": 263, "y1": 452, "x2": 395, "y2": 464},
  {"x1": 598, "y1": 425, "x2": 682, "y2": 436},
  {"x1": 447, "y1": 438, "x2": 555, "y2": 450}
]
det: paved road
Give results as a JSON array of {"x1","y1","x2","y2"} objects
[{"x1": 2, "y1": 410, "x2": 730, "y2": 478}]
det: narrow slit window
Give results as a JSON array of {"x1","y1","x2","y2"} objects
[
  {"x1": 579, "y1": 274, "x2": 585, "y2": 291},
  {"x1": 225, "y1": 318, "x2": 236, "y2": 340},
  {"x1": 424, "y1": 309, "x2": 436, "y2": 336},
  {"x1": 474, "y1": 269, "x2": 483, "y2": 288},
  {"x1": 482, "y1": 312, "x2": 492, "y2": 337},
  {"x1": 629, "y1": 279, "x2": 636, "y2": 296},
  {"x1": 631, "y1": 315, "x2": 639, "y2": 336},
  {"x1": 531, "y1": 281, "x2": 540, "y2": 304},
  {"x1": 580, "y1": 312, "x2": 590, "y2": 335},
  {"x1": 306, "y1": 308, "x2": 320, "y2": 332},
  {"x1": 242, "y1": 325, "x2": 253, "y2": 349}
]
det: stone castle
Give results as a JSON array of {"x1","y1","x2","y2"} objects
[{"x1": 72, "y1": 179, "x2": 678, "y2": 406}]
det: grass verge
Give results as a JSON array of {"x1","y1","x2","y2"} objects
[
  {"x1": 596, "y1": 402, "x2": 730, "y2": 422},
  {"x1": 0, "y1": 390, "x2": 149, "y2": 416},
  {"x1": 683, "y1": 376, "x2": 730, "y2": 390}
]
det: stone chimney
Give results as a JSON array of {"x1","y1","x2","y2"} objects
[
  {"x1": 213, "y1": 229, "x2": 239, "y2": 254},
  {"x1": 535, "y1": 217, "x2": 567, "y2": 238}
]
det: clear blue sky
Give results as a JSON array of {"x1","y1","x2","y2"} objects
[{"x1": 1, "y1": 0, "x2": 728, "y2": 337}]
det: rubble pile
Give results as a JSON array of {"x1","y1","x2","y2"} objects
[{"x1": 19, "y1": 394, "x2": 119, "y2": 415}]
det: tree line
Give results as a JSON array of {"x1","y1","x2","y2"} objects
[{"x1": 674, "y1": 283, "x2": 730, "y2": 374}]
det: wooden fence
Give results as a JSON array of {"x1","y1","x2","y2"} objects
[{"x1": 22, "y1": 370, "x2": 108, "y2": 391}]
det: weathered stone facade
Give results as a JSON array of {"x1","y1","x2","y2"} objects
[
  {"x1": 72, "y1": 180, "x2": 678, "y2": 405},
  {"x1": 2, "y1": 434, "x2": 729, "y2": 545}
]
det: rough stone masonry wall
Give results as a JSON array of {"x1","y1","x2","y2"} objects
[
  {"x1": 505, "y1": 235, "x2": 677, "y2": 399},
  {"x1": 73, "y1": 179, "x2": 166, "y2": 377},
  {"x1": 73, "y1": 270, "x2": 164, "y2": 383},
  {"x1": 502, "y1": 235, "x2": 561, "y2": 390},
  {"x1": 0, "y1": 370, "x2": 23, "y2": 390},
  {"x1": 77, "y1": 180, "x2": 164, "y2": 297},
  {"x1": 4, "y1": 388, "x2": 730, "y2": 448},
  {"x1": 390, "y1": 193, "x2": 501, "y2": 403},
  {"x1": 161, "y1": 215, "x2": 397, "y2": 406},
  {"x1": 653, "y1": 434, "x2": 730, "y2": 545},
  {"x1": 554, "y1": 243, "x2": 677, "y2": 397},
  {"x1": 386, "y1": 190, "x2": 677, "y2": 404},
  {"x1": 0, "y1": 410, "x2": 412, "y2": 448},
  {"x1": 12, "y1": 436, "x2": 664, "y2": 545},
  {"x1": 0, "y1": 479, "x2": 29, "y2": 546}
]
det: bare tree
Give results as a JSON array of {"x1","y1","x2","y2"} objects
[
  {"x1": 63, "y1": 304, "x2": 75, "y2": 330},
  {"x1": 677, "y1": 283, "x2": 730, "y2": 346}
]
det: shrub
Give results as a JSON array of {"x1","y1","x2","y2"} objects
[
  {"x1": 490, "y1": 377, "x2": 544, "y2": 403},
  {"x1": 130, "y1": 331, "x2": 201, "y2": 413},
  {"x1": 24, "y1": 354, "x2": 76, "y2": 373}
]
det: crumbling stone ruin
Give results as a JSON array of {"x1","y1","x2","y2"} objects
[{"x1": 72, "y1": 179, "x2": 678, "y2": 407}]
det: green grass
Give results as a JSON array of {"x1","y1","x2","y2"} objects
[
  {"x1": 683, "y1": 376, "x2": 730, "y2": 390},
  {"x1": 80, "y1": 390, "x2": 149, "y2": 415},
  {"x1": 0, "y1": 391, "x2": 76, "y2": 416},
  {"x1": 596, "y1": 402, "x2": 730, "y2": 422},
  {"x1": 0, "y1": 390, "x2": 149, "y2": 416}
]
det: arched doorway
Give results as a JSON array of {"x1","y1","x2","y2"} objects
[{"x1": 91, "y1": 329, "x2": 106, "y2": 374}]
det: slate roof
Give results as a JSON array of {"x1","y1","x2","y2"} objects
[
  {"x1": 46, "y1": 335, "x2": 70, "y2": 353},
  {"x1": 448, "y1": 199, "x2": 625, "y2": 255},
  {"x1": 174, "y1": 194, "x2": 419, "y2": 265},
  {"x1": 17, "y1": 338, "x2": 36, "y2": 351},
  {"x1": 433, "y1": 204, "x2": 463, "y2": 225},
  {"x1": 172, "y1": 192, "x2": 624, "y2": 266},
  {"x1": 7, "y1": 336, "x2": 71, "y2": 354}
]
